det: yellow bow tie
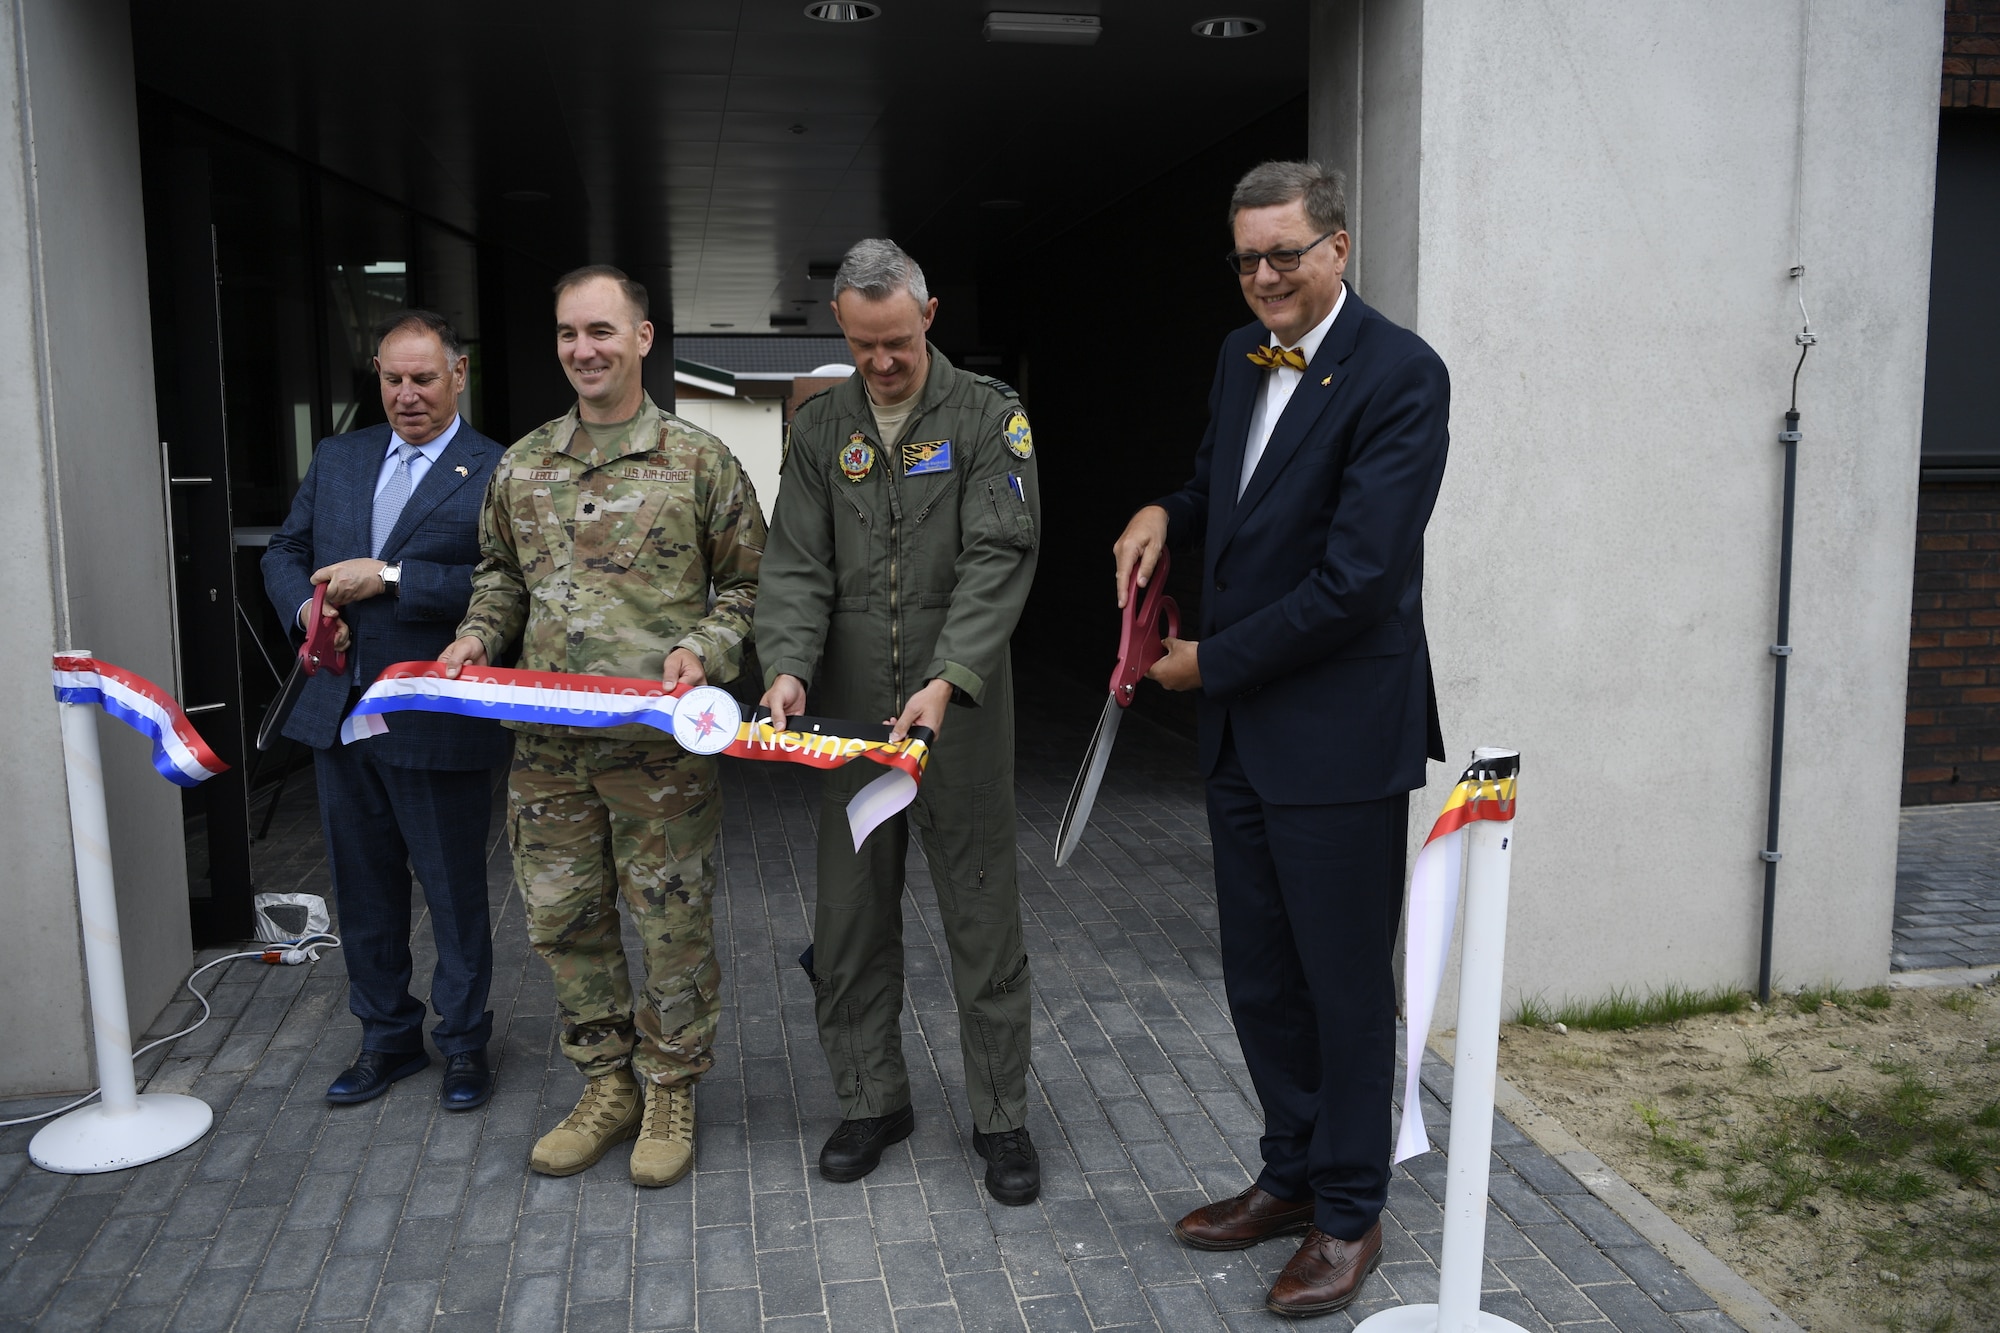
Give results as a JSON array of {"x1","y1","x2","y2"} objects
[{"x1": 1247, "y1": 345, "x2": 1307, "y2": 372}]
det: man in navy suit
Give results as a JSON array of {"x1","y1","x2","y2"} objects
[
  {"x1": 263, "y1": 310, "x2": 510, "y2": 1111},
  {"x1": 1113, "y1": 161, "x2": 1449, "y2": 1318}
]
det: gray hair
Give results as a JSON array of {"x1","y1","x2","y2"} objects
[
  {"x1": 1228, "y1": 161, "x2": 1348, "y2": 237},
  {"x1": 832, "y1": 238, "x2": 930, "y2": 306},
  {"x1": 373, "y1": 309, "x2": 467, "y2": 363}
]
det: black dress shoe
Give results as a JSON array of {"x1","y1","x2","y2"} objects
[
  {"x1": 973, "y1": 1127, "x2": 1040, "y2": 1206},
  {"x1": 819, "y1": 1104, "x2": 915, "y2": 1182},
  {"x1": 440, "y1": 1050, "x2": 494, "y2": 1112},
  {"x1": 326, "y1": 1049, "x2": 430, "y2": 1105}
]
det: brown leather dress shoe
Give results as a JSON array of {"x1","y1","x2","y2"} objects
[
  {"x1": 1172, "y1": 1184, "x2": 1316, "y2": 1251},
  {"x1": 1266, "y1": 1222, "x2": 1383, "y2": 1318}
]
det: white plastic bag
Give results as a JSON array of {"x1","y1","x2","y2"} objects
[{"x1": 252, "y1": 892, "x2": 329, "y2": 944}]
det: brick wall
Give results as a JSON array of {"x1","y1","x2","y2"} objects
[
  {"x1": 1945, "y1": 0, "x2": 2000, "y2": 109},
  {"x1": 1905, "y1": 480, "x2": 2000, "y2": 803}
]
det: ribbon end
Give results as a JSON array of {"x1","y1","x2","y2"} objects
[{"x1": 845, "y1": 769, "x2": 918, "y2": 850}]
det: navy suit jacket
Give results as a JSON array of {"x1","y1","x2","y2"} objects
[
  {"x1": 262, "y1": 422, "x2": 510, "y2": 770},
  {"x1": 1156, "y1": 287, "x2": 1449, "y2": 805}
]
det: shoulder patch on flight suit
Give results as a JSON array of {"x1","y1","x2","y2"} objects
[
  {"x1": 1002, "y1": 411, "x2": 1033, "y2": 460},
  {"x1": 513, "y1": 465, "x2": 572, "y2": 481}
]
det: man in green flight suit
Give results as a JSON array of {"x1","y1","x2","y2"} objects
[
  {"x1": 439, "y1": 265, "x2": 765, "y2": 1188},
  {"x1": 757, "y1": 238, "x2": 1043, "y2": 1205}
]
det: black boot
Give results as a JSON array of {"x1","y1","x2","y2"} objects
[
  {"x1": 818, "y1": 1104, "x2": 915, "y2": 1182},
  {"x1": 973, "y1": 1127, "x2": 1040, "y2": 1205}
]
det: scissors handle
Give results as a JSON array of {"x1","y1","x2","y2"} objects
[
  {"x1": 301, "y1": 585, "x2": 347, "y2": 677},
  {"x1": 1110, "y1": 549, "x2": 1180, "y2": 705}
]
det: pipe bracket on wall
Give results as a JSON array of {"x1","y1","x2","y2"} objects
[{"x1": 1769, "y1": 644, "x2": 1793, "y2": 656}]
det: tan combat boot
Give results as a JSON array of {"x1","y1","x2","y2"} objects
[
  {"x1": 629, "y1": 1080, "x2": 695, "y2": 1187},
  {"x1": 529, "y1": 1067, "x2": 642, "y2": 1176}
]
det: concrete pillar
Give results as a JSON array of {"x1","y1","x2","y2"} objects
[
  {"x1": 1309, "y1": 0, "x2": 1943, "y2": 1010},
  {"x1": 0, "y1": 0, "x2": 191, "y2": 1094}
]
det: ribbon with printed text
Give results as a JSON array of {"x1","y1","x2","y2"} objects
[{"x1": 341, "y1": 662, "x2": 929, "y2": 849}]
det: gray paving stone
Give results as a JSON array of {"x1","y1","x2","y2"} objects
[
  {"x1": 633, "y1": 1260, "x2": 696, "y2": 1329},
  {"x1": 0, "y1": 728, "x2": 1737, "y2": 1333}
]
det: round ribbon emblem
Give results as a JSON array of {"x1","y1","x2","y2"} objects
[{"x1": 671, "y1": 685, "x2": 743, "y2": 756}]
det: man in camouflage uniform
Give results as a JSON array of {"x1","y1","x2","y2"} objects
[
  {"x1": 440, "y1": 265, "x2": 764, "y2": 1187},
  {"x1": 757, "y1": 239, "x2": 1044, "y2": 1205}
]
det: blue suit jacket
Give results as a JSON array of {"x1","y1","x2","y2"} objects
[
  {"x1": 262, "y1": 422, "x2": 510, "y2": 770},
  {"x1": 1156, "y1": 287, "x2": 1449, "y2": 805}
]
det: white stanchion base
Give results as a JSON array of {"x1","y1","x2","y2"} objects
[
  {"x1": 1355, "y1": 1304, "x2": 1532, "y2": 1333},
  {"x1": 28, "y1": 1094, "x2": 213, "y2": 1174}
]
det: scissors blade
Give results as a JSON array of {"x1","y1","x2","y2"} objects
[
  {"x1": 1055, "y1": 694, "x2": 1125, "y2": 866},
  {"x1": 255, "y1": 657, "x2": 309, "y2": 752}
]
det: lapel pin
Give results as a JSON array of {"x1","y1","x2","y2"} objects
[
  {"x1": 454, "y1": 465, "x2": 468, "y2": 476},
  {"x1": 1321, "y1": 375, "x2": 1332, "y2": 386}
]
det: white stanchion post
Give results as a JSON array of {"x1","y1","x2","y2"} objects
[
  {"x1": 29, "y1": 680, "x2": 212, "y2": 1174},
  {"x1": 1359, "y1": 746, "x2": 1525, "y2": 1333}
]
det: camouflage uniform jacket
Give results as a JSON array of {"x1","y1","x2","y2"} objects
[
  {"x1": 460, "y1": 394, "x2": 766, "y2": 740},
  {"x1": 755, "y1": 348, "x2": 1039, "y2": 719}
]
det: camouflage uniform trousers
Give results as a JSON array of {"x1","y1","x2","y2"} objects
[{"x1": 508, "y1": 729, "x2": 723, "y2": 1087}]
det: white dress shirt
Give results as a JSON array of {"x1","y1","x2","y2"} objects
[{"x1": 1239, "y1": 285, "x2": 1346, "y2": 498}]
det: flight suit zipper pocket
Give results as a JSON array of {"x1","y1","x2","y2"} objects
[{"x1": 985, "y1": 475, "x2": 1036, "y2": 551}]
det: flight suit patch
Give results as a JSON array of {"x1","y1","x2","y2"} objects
[
  {"x1": 513, "y1": 466, "x2": 572, "y2": 481},
  {"x1": 903, "y1": 439, "x2": 952, "y2": 475},
  {"x1": 840, "y1": 434, "x2": 875, "y2": 482},
  {"x1": 619, "y1": 465, "x2": 692, "y2": 483},
  {"x1": 1003, "y1": 411, "x2": 1033, "y2": 459}
]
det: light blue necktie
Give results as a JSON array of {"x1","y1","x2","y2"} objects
[{"x1": 371, "y1": 442, "x2": 423, "y2": 559}]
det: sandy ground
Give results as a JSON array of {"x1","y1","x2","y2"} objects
[{"x1": 1496, "y1": 986, "x2": 2000, "y2": 1333}]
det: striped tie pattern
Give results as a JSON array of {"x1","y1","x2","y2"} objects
[{"x1": 372, "y1": 442, "x2": 422, "y2": 559}]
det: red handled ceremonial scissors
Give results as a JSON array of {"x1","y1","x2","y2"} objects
[
  {"x1": 255, "y1": 585, "x2": 348, "y2": 752},
  {"x1": 1054, "y1": 550, "x2": 1180, "y2": 866}
]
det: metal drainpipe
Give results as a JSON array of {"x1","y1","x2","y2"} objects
[{"x1": 1758, "y1": 407, "x2": 1802, "y2": 1003}]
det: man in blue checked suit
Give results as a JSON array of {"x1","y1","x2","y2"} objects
[{"x1": 263, "y1": 310, "x2": 510, "y2": 1111}]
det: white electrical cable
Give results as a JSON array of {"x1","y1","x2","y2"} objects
[{"x1": 0, "y1": 934, "x2": 341, "y2": 1129}]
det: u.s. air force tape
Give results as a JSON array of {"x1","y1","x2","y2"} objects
[{"x1": 340, "y1": 662, "x2": 931, "y2": 849}]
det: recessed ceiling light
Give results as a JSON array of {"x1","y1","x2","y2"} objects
[
  {"x1": 980, "y1": 198, "x2": 1025, "y2": 210},
  {"x1": 502, "y1": 188, "x2": 550, "y2": 203},
  {"x1": 985, "y1": 11, "x2": 1101, "y2": 45},
  {"x1": 1192, "y1": 16, "x2": 1265, "y2": 38},
  {"x1": 805, "y1": 2, "x2": 880, "y2": 21}
]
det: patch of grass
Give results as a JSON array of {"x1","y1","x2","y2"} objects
[
  {"x1": 1634, "y1": 1099, "x2": 1708, "y2": 1171},
  {"x1": 1930, "y1": 1142, "x2": 1986, "y2": 1188},
  {"x1": 1939, "y1": 990, "x2": 1979, "y2": 1016},
  {"x1": 1741, "y1": 1037, "x2": 1779, "y2": 1077},
  {"x1": 1512, "y1": 983, "x2": 1749, "y2": 1031},
  {"x1": 1973, "y1": 1102, "x2": 2000, "y2": 1130},
  {"x1": 1790, "y1": 983, "x2": 1897, "y2": 1016}
]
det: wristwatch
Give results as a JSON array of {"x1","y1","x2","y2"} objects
[{"x1": 380, "y1": 562, "x2": 402, "y2": 597}]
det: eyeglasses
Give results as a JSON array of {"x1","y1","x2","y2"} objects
[{"x1": 1224, "y1": 231, "x2": 1335, "y2": 276}]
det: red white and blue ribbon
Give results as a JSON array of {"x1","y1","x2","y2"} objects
[
  {"x1": 52, "y1": 654, "x2": 228, "y2": 788},
  {"x1": 1395, "y1": 753, "x2": 1518, "y2": 1164},
  {"x1": 342, "y1": 662, "x2": 930, "y2": 848}
]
